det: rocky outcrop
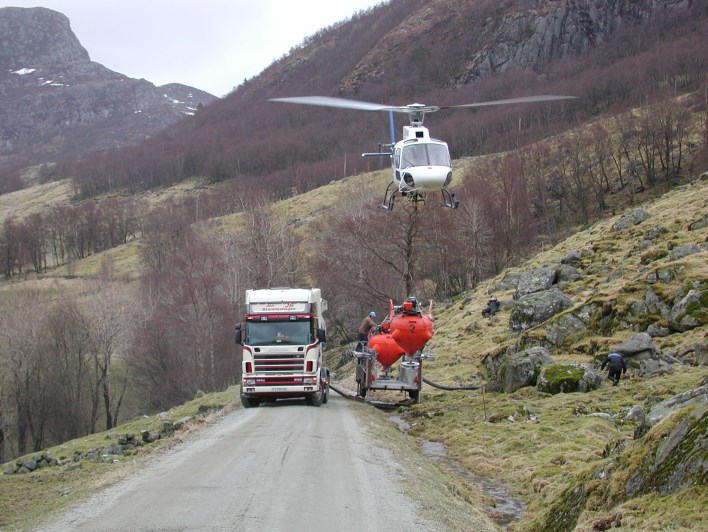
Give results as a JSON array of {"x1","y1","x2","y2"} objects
[
  {"x1": 453, "y1": 0, "x2": 692, "y2": 86},
  {"x1": 0, "y1": 7, "x2": 217, "y2": 177},
  {"x1": 530, "y1": 399, "x2": 706, "y2": 531}
]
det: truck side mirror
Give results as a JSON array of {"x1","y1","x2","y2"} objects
[
  {"x1": 316, "y1": 328, "x2": 326, "y2": 343},
  {"x1": 234, "y1": 323, "x2": 242, "y2": 344}
]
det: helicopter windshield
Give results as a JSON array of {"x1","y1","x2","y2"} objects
[{"x1": 400, "y1": 143, "x2": 450, "y2": 169}]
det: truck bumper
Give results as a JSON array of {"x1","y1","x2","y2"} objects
[{"x1": 241, "y1": 377, "x2": 319, "y2": 398}]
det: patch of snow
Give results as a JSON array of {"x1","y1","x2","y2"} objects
[{"x1": 12, "y1": 67, "x2": 37, "y2": 75}]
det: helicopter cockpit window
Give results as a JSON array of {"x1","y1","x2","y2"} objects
[
  {"x1": 401, "y1": 143, "x2": 450, "y2": 168},
  {"x1": 401, "y1": 144, "x2": 428, "y2": 168},
  {"x1": 427, "y1": 144, "x2": 451, "y2": 166}
]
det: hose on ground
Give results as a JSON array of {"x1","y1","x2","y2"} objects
[{"x1": 422, "y1": 377, "x2": 481, "y2": 391}]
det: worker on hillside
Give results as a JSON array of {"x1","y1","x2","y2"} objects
[
  {"x1": 482, "y1": 295, "x2": 500, "y2": 318},
  {"x1": 358, "y1": 311, "x2": 377, "y2": 344},
  {"x1": 600, "y1": 352, "x2": 627, "y2": 386}
]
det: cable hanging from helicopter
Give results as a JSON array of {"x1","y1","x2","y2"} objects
[{"x1": 270, "y1": 94, "x2": 577, "y2": 211}]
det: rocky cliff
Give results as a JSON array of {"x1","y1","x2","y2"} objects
[{"x1": 0, "y1": 7, "x2": 217, "y2": 180}]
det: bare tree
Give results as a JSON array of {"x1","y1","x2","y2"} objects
[
  {"x1": 81, "y1": 279, "x2": 140, "y2": 431},
  {"x1": 0, "y1": 289, "x2": 48, "y2": 455},
  {"x1": 235, "y1": 194, "x2": 303, "y2": 288}
]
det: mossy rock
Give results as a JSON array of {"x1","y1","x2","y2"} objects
[{"x1": 537, "y1": 363, "x2": 600, "y2": 394}]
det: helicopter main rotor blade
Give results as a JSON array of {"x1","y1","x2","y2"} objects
[
  {"x1": 270, "y1": 96, "x2": 397, "y2": 112},
  {"x1": 439, "y1": 95, "x2": 577, "y2": 110},
  {"x1": 269, "y1": 96, "x2": 439, "y2": 114}
]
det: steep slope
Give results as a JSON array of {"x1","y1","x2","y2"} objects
[{"x1": 0, "y1": 7, "x2": 216, "y2": 184}]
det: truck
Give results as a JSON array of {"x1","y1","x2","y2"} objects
[{"x1": 235, "y1": 288, "x2": 328, "y2": 408}]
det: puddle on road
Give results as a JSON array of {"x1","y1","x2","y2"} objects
[{"x1": 390, "y1": 415, "x2": 526, "y2": 528}]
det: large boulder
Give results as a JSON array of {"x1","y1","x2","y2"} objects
[
  {"x1": 611, "y1": 333, "x2": 673, "y2": 378},
  {"x1": 668, "y1": 244, "x2": 700, "y2": 261},
  {"x1": 543, "y1": 313, "x2": 587, "y2": 347},
  {"x1": 487, "y1": 346, "x2": 554, "y2": 393},
  {"x1": 536, "y1": 363, "x2": 601, "y2": 394},
  {"x1": 514, "y1": 267, "x2": 558, "y2": 299},
  {"x1": 510, "y1": 288, "x2": 573, "y2": 332},
  {"x1": 611, "y1": 208, "x2": 650, "y2": 231}
]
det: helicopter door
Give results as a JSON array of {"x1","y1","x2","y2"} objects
[{"x1": 394, "y1": 147, "x2": 402, "y2": 182}]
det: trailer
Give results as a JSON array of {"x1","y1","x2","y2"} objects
[
  {"x1": 353, "y1": 296, "x2": 434, "y2": 404},
  {"x1": 354, "y1": 347, "x2": 423, "y2": 403}
]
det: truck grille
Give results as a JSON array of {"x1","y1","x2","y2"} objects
[{"x1": 254, "y1": 353, "x2": 305, "y2": 373}]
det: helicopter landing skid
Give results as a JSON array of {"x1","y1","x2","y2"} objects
[
  {"x1": 381, "y1": 185, "x2": 457, "y2": 210},
  {"x1": 441, "y1": 188, "x2": 459, "y2": 209},
  {"x1": 379, "y1": 182, "x2": 396, "y2": 210}
]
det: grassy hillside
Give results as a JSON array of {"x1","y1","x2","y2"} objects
[{"x1": 387, "y1": 178, "x2": 708, "y2": 530}]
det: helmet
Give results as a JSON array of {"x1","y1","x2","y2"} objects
[{"x1": 369, "y1": 311, "x2": 377, "y2": 318}]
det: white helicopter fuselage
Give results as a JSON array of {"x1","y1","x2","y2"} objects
[{"x1": 392, "y1": 125, "x2": 452, "y2": 194}]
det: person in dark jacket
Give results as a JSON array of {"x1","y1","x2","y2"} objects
[
  {"x1": 354, "y1": 311, "x2": 377, "y2": 353},
  {"x1": 601, "y1": 352, "x2": 627, "y2": 386},
  {"x1": 482, "y1": 296, "x2": 500, "y2": 318}
]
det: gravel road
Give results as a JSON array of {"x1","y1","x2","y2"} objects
[{"x1": 38, "y1": 394, "x2": 443, "y2": 531}]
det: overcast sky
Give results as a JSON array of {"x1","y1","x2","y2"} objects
[{"x1": 4, "y1": 0, "x2": 384, "y2": 96}]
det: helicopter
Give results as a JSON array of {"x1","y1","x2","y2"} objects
[{"x1": 270, "y1": 94, "x2": 576, "y2": 210}]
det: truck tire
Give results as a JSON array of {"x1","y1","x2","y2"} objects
[
  {"x1": 306, "y1": 384, "x2": 324, "y2": 407},
  {"x1": 240, "y1": 394, "x2": 261, "y2": 408}
]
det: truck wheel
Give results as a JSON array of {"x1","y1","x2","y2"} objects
[
  {"x1": 306, "y1": 385, "x2": 324, "y2": 407},
  {"x1": 240, "y1": 394, "x2": 261, "y2": 408}
]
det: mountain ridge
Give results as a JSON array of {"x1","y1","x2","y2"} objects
[{"x1": 0, "y1": 6, "x2": 217, "y2": 186}]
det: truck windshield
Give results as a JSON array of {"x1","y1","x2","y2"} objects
[{"x1": 245, "y1": 320, "x2": 313, "y2": 346}]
